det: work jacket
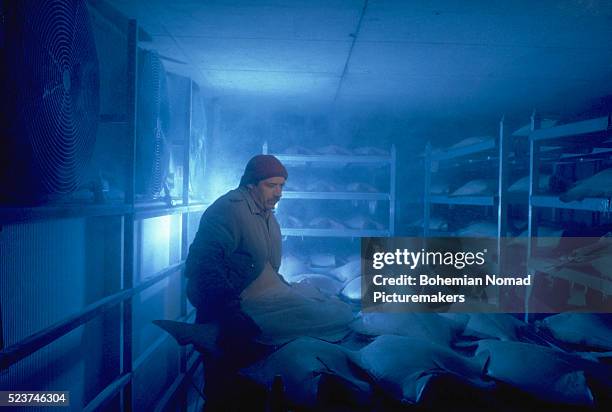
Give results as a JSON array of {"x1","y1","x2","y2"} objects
[{"x1": 185, "y1": 186, "x2": 282, "y2": 322}]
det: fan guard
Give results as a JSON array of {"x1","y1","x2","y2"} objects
[
  {"x1": 136, "y1": 49, "x2": 170, "y2": 199},
  {"x1": 1, "y1": 0, "x2": 100, "y2": 204}
]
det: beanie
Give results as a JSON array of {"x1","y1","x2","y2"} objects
[{"x1": 239, "y1": 155, "x2": 288, "y2": 186}]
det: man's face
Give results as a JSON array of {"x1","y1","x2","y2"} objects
[{"x1": 253, "y1": 176, "x2": 285, "y2": 210}]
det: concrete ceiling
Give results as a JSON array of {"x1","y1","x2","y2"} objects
[{"x1": 108, "y1": 0, "x2": 612, "y2": 117}]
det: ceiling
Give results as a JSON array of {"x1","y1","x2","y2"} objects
[{"x1": 107, "y1": 0, "x2": 612, "y2": 118}]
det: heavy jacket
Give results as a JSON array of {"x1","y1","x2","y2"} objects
[{"x1": 185, "y1": 186, "x2": 282, "y2": 323}]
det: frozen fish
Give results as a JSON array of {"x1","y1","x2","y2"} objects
[
  {"x1": 411, "y1": 217, "x2": 448, "y2": 231},
  {"x1": 330, "y1": 259, "x2": 361, "y2": 282},
  {"x1": 240, "y1": 337, "x2": 371, "y2": 409},
  {"x1": 512, "y1": 119, "x2": 557, "y2": 137},
  {"x1": 508, "y1": 174, "x2": 551, "y2": 193},
  {"x1": 341, "y1": 276, "x2": 361, "y2": 301},
  {"x1": 354, "y1": 335, "x2": 490, "y2": 404},
  {"x1": 447, "y1": 313, "x2": 526, "y2": 341},
  {"x1": 451, "y1": 179, "x2": 496, "y2": 196},
  {"x1": 455, "y1": 222, "x2": 498, "y2": 237},
  {"x1": 350, "y1": 311, "x2": 468, "y2": 345},
  {"x1": 292, "y1": 273, "x2": 344, "y2": 295},
  {"x1": 560, "y1": 168, "x2": 612, "y2": 202},
  {"x1": 153, "y1": 320, "x2": 219, "y2": 356},
  {"x1": 539, "y1": 313, "x2": 612, "y2": 351},
  {"x1": 344, "y1": 215, "x2": 385, "y2": 230},
  {"x1": 306, "y1": 180, "x2": 338, "y2": 192},
  {"x1": 308, "y1": 217, "x2": 346, "y2": 230},
  {"x1": 280, "y1": 254, "x2": 309, "y2": 279},
  {"x1": 279, "y1": 215, "x2": 304, "y2": 228},
  {"x1": 309, "y1": 252, "x2": 336, "y2": 268},
  {"x1": 448, "y1": 136, "x2": 489, "y2": 149},
  {"x1": 475, "y1": 339, "x2": 594, "y2": 406}
]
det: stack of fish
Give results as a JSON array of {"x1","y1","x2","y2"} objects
[
  {"x1": 190, "y1": 238, "x2": 612, "y2": 410},
  {"x1": 160, "y1": 271, "x2": 612, "y2": 410},
  {"x1": 238, "y1": 309, "x2": 612, "y2": 410}
]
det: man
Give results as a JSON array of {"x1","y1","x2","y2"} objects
[{"x1": 184, "y1": 154, "x2": 287, "y2": 411}]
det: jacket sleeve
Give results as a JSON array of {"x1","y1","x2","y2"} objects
[{"x1": 184, "y1": 201, "x2": 242, "y2": 318}]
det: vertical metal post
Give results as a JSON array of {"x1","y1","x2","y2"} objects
[
  {"x1": 423, "y1": 142, "x2": 432, "y2": 237},
  {"x1": 389, "y1": 145, "x2": 396, "y2": 236},
  {"x1": 178, "y1": 79, "x2": 193, "y2": 411},
  {"x1": 121, "y1": 18, "x2": 138, "y2": 412},
  {"x1": 182, "y1": 80, "x2": 192, "y2": 209},
  {"x1": 527, "y1": 111, "x2": 541, "y2": 242},
  {"x1": 525, "y1": 110, "x2": 541, "y2": 322},
  {"x1": 497, "y1": 116, "x2": 508, "y2": 308}
]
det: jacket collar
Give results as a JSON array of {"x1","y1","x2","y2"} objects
[{"x1": 239, "y1": 186, "x2": 268, "y2": 216}]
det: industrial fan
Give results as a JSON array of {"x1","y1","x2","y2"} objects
[
  {"x1": 0, "y1": 0, "x2": 100, "y2": 205},
  {"x1": 136, "y1": 48, "x2": 171, "y2": 200},
  {"x1": 189, "y1": 83, "x2": 207, "y2": 199}
]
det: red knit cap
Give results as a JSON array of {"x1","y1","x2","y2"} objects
[{"x1": 239, "y1": 155, "x2": 288, "y2": 186}]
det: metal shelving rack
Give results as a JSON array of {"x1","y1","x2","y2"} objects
[
  {"x1": 422, "y1": 117, "x2": 529, "y2": 308},
  {"x1": 423, "y1": 116, "x2": 521, "y2": 239},
  {"x1": 527, "y1": 114, "x2": 611, "y2": 221},
  {"x1": 524, "y1": 113, "x2": 612, "y2": 319},
  {"x1": 263, "y1": 142, "x2": 396, "y2": 237},
  {"x1": 0, "y1": 17, "x2": 204, "y2": 412}
]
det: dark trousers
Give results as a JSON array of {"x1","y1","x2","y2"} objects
[{"x1": 200, "y1": 316, "x2": 272, "y2": 411}]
